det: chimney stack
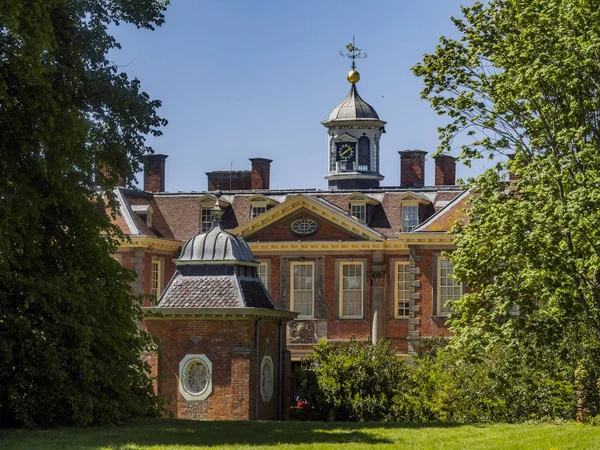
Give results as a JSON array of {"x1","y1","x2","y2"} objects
[
  {"x1": 399, "y1": 150, "x2": 427, "y2": 188},
  {"x1": 250, "y1": 158, "x2": 272, "y2": 190},
  {"x1": 143, "y1": 154, "x2": 168, "y2": 192},
  {"x1": 98, "y1": 164, "x2": 125, "y2": 188},
  {"x1": 507, "y1": 153, "x2": 520, "y2": 181},
  {"x1": 433, "y1": 155, "x2": 457, "y2": 186}
]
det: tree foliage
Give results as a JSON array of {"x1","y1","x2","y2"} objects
[
  {"x1": 412, "y1": 0, "x2": 600, "y2": 419},
  {"x1": 0, "y1": 0, "x2": 168, "y2": 427},
  {"x1": 295, "y1": 339, "x2": 413, "y2": 422}
]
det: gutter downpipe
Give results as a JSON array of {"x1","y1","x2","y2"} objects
[
  {"x1": 278, "y1": 319, "x2": 283, "y2": 420},
  {"x1": 255, "y1": 319, "x2": 262, "y2": 420}
]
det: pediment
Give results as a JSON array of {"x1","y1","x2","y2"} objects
[
  {"x1": 334, "y1": 133, "x2": 358, "y2": 143},
  {"x1": 233, "y1": 194, "x2": 384, "y2": 242},
  {"x1": 398, "y1": 192, "x2": 431, "y2": 205},
  {"x1": 198, "y1": 194, "x2": 230, "y2": 208},
  {"x1": 346, "y1": 192, "x2": 379, "y2": 206}
]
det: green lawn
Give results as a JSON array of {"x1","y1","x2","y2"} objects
[{"x1": 1, "y1": 418, "x2": 599, "y2": 449}]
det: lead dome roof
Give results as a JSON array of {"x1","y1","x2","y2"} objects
[
  {"x1": 178, "y1": 221, "x2": 256, "y2": 264},
  {"x1": 325, "y1": 84, "x2": 380, "y2": 123}
]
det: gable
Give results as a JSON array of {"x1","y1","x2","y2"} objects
[
  {"x1": 233, "y1": 194, "x2": 385, "y2": 242},
  {"x1": 244, "y1": 209, "x2": 364, "y2": 242}
]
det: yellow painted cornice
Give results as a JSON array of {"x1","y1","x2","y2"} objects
[
  {"x1": 233, "y1": 194, "x2": 385, "y2": 242},
  {"x1": 248, "y1": 233, "x2": 455, "y2": 253},
  {"x1": 118, "y1": 236, "x2": 183, "y2": 252}
]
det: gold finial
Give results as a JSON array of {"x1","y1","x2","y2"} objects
[
  {"x1": 347, "y1": 70, "x2": 360, "y2": 83},
  {"x1": 340, "y1": 35, "x2": 367, "y2": 84}
]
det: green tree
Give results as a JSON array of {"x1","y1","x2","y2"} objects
[
  {"x1": 0, "y1": 0, "x2": 168, "y2": 427},
  {"x1": 412, "y1": 0, "x2": 600, "y2": 418},
  {"x1": 295, "y1": 339, "x2": 412, "y2": 422}
]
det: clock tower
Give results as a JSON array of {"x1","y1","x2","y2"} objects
[{"x1": 323, "y1": 42, "x2": 386, "y2": 190}]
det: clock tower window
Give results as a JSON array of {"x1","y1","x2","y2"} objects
[{"x1": 358, "y1": 136, "x2": 370, "y2": 171}]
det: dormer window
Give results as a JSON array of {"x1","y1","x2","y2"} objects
[
  {"x1": 252, "y1": 206, "x2": 267, "y2": 218},
  {"x1": 350, "y1": 204, "x2": 366, "y2": 222},
  {"x1": 398, "y1": 193, "x2": 430, "y2": 233},
  {"x1": 200, "y1": 208, "x2": 213, "y2": 232},
  {"x1": 197, "y1": 194, "x2": 230, "y2": 233},
  {"x1": 131, "y1": 204, "x2": 153, "y2": 228},
  {"x1": 248, "y1": 194, "x2": 278, "y2": 220},
  {"x1": 346, "y1": 192, "x2": 379, "y2": 224},
  {"x1": 402, "y1": 205, "x2": 419, "y2": 232}
]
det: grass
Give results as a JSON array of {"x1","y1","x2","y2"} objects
[{"x1": 1, "y1": 418, "x2": 599, "y2": 449}]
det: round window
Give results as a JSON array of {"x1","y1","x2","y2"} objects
[
  {"x1": 179, "y1": 354, "x2": 213, "y2": 401},
  {"x1": 290, "y1": 218, "x2": 319, "y2": 236},
  {"x1": 260, "y1": 356, "x2": 274, "y2": 402}
]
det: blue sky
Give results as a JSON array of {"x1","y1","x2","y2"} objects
[{"x1": 110, "y1": 1, "x2": 488, "y2": 191}]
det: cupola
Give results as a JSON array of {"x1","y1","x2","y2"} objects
[{"x1": 323, "y1": 41, "x2": 386, "y2": 190}]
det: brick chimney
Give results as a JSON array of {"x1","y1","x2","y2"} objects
[
  {"x1": 433, "y1": 155, "x2": 457, "y2": 186},
  {"x1": 507, "y1": 153, "x2": 520, "y2": 181},
  {"x1": 250, "y1": 158, "x2": 272, "y2": 190},
  {"x1": 98, "y1": 164, "x2": 125, "y2": 188},
  {"x1": 143, "y1": 154, "x2": 168, "y2": 192},
  {"x1": 399, "y1": 150, "x2": 427, "y2": 188}
]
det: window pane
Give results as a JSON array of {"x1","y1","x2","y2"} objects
[
  {"x1": 396, "y1": 263, "x2": 410, "y2": 317},
  {"x1": 341, "y1": 263, "x2": 363, "y2": 317},
  {"x1": 439, "y1": 259, "x2": 462, "y2": 315},
  {"x1": 402, "y1": 205, "x2": 419, "y2": 232},
  {"x1": 292, "y1": 263, "x2": 314, "y2": 318}
]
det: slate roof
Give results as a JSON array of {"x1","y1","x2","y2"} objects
[{"x1": 157, "y1": 275, "x2": 274, "y2": 309}]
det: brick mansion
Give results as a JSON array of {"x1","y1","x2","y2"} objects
[{"x1": 111, "y1": 66, "x2": 470, "y2": 420}]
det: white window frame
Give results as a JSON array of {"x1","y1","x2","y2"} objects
[
  {"x1": 436, "y1": 258, "x2": 463, "y2": 316},
  {"x1": 338, "y1": 261, "x2": 365, "y2": 319},
  {"x1": 394, "y1": 261, "x2": 410, "y2": 318},
  {"x1": 402, "y1": 203, "x2": 419, "y2": 232},
  {"x1": 290, "y1": 261, "x2": 314, "y2": 318},
  {"x1": 151, "y1": 258, "x2": 163, "y2": 300},
  {"x1": 252, "y1": 206, "x2": 267, "y2": 219},
  {"x1": 350, "y1": 204, "x2": 366, "y2": 223},
  {"x1": 257, "y1": 261, "x2": 269, "y2": 292},
  {"x1": 200, "y1": 208, "x2": 213, "y2": 233}
]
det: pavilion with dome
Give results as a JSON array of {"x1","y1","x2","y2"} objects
[{"x1": 142, "y1": 196, "x2": 297, "y2": 420}]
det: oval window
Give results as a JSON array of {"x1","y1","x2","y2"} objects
[
  {"x1": 260, "y1": 356, "x2": 274, "y2": 402},
  {"x1": 290, "y1": 218, "x2": 319, "y2": 236},
  {"x1": 179, "y1": 354, "x2": 213, "y2": 401}
]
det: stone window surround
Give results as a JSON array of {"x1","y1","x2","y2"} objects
[{"x1": 179, "y1": 354, "x2": 213, "y2": 402}]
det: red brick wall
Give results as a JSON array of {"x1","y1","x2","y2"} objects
[
  {"x1": 144, "y1": 318, "x2": 287, "y2": 420},
  {"x1": 248, "y1": 211, "x2": 362, "y2": 242}
]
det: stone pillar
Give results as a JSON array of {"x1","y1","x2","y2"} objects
[
  {"x1": 370, "y1": 253, "x2": 386, "y2": 344},
  {"x1": 407, "y1": 246, "x2": 421, "y2": 356}
]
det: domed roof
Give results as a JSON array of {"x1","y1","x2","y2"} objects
[
  {"x1": 178, "y1": 222, "x2": 256, "y2": 265},
  {"x1": 326, "y1": 84, "x2": 380, "y2": 123}
]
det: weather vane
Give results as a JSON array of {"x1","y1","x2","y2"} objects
[{"x1": 340, "y1": 35, "x2": 367, "y2": 71}]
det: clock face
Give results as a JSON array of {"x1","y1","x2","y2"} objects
[{"x1": 335, "y1": 142, "x2": 356, "y2": 162}]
